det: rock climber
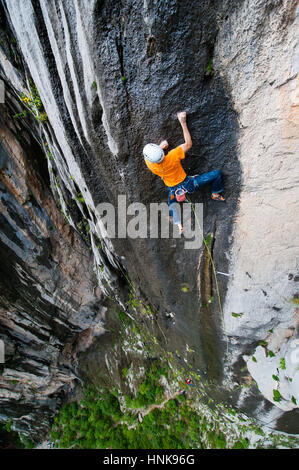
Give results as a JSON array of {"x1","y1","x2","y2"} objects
[{"x1": 143, "y1": 111, "x2": 225, "y2": 233}]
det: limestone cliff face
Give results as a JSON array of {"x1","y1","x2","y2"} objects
[
  {"x1": 1, "y1": 0, "x2": 242, "y2": 380},
  {"x1": 0, "y1": 0, "x2": 298, "y2": 438},
  {"x1": 0, "y1": 70, "x2": 108, "y2": 438},
  {"x1": 214, "y1": 0, "x2": 299, "y2": 414}
]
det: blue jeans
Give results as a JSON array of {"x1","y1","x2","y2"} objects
[{"x1": 168, "y1": 170, "x2": 224, "y2": 225}]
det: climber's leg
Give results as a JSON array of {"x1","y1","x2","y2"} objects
[
  {"x1": 168, "y1": 191, "x2": 183, "y2": 233},
  {"x1": 192, "y1": 169, "x2": 224, "y2": 195}
]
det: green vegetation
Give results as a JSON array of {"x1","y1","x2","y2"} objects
[
  {"x1": 76, "y1": 192, "x2": 85, "y2": 204},
  {"x1": 77, "y1": 220, "x2": 90, "y2": 238},
  {"x1": 273, "y1": 389, "x2": 281, "y2": 402},
  {"x1": 44, "y1": 141, "x2": 54, "y2": 161},
  {"x1": 205, "y1": 58, "x2": 213, "y2": 77},
  {"x1": 50, "y1": 376, "x2": 296, "y2": 450},
  {"x1": 47, "y1": 304, "x2": 296, "y2": 449},
  {"x1": 19, "y1": 78, "x2": 48, "y2": 122},
  {"x1": 181, "y1": 284, "x2": 189, "y2": 293},
  {"x1": 121, "y1": 367, "x2": 129, "y2": 379},
  {"x1": 13, "y1": 110, "x2": 27, "y2": 119},
  {"x1": 124, "y1": 362, "x2": 166, "y2": 409},
  {"x1": 126, "y1": 290, "x2": 154, "y2": 321},
  {"x1": 127, "y1": 291, "x2": 139, "y2": 309},
  {"x1": 205, "y1": 233, "x2": 212, "y2": 246},
  {"x1": 19, "y1": 434, "x2": 35, "y2": 449},
  {"x1": 0, "y1": 421, "x2": 34, "y2": 449},
  {"x1": 232, "y1": 438, "x2": 250, "y2": 449},
  {"x1": 279, "y1": 358, "x2": 286, "y2": 370},
  {"x1": 50, "y1": 381, "x2": 235, "y2": 449},
  {"x1": 143, "y1": 305, "x2": 153, "y2": 317},
  {"x1": 48, "y1": 291, "x2": 299, "y2": 451}
]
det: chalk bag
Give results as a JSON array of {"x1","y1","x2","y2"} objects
[{"x1": 175, "y1": 187, "x2": 187, "y2": 202}]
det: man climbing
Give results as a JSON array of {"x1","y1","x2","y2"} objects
[{"x1": 143, "y1": 111, "x2": 225, "y2": 233}]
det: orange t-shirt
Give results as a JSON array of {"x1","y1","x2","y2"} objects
[{"x1": 145, "y1": 146, "x2": 186, "y2": 187}]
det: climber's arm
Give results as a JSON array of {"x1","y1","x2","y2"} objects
[{"x1": 178, "y1": 112, "x2": 192, "y2": 153}]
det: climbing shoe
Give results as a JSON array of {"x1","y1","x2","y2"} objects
[{"x1": 211, "y1": 193, "x2": 225, "y2": 202}]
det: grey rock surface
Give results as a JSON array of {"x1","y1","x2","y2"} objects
[
  {"x1": 0, "y1": 77, "x2": 107, "y2": 438},
  {"x1": 215, "y1": 0, "x2": 299, "y2": 412},
  {"x1": 0, "y1": 0, "x2": 298, "y2": 438}
]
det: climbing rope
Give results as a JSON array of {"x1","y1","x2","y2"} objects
[
  {"x1": 186, "y1": 194, "x2": 230, "y2": 361},
  {"x1": 181, "y1": 199, "x2": 299, "y2": 437}
]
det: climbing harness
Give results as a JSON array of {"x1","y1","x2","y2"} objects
[{"x1": 161, "y1": 162, "x2": 186, "y2": 203}]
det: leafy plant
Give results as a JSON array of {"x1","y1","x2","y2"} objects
[
  {"x1": 76, "y1": 192, "x2": 85, "y2": 203},
  {"x1": 13, "y1": 110, "x2": 27, "y2": 119},
  {"x1": 231, "y1": 312, "x2": 243, "y2": 318},
  {"x1": 273, "y1": 389, "x2": 281, "y2": 402},
  {"x1": 127, "y1": 292, "x2": 139, "y2": 309},
  {"x1": 19, "y1": 79, "x2": 48, "y2": 122},
  {"x1": 5, "y1": 419, "x2": 12, "y2": 432},
  {"x1": 205, "y1": 58, "x2": 213, "y2": 76},
  {"x1": 291, "y1": 396, "x2": 297, "y2": 405},
  {"x1": 232, "y1": 438, "x2": 249, "y2": 449},
  {"x1": 279, "y1": 358, "x2": 286, "y2": 370},
  {"x1": 38, "y1": 112, "x2": 48, "y2": 122},
  {"x1": 205, "y1": 233, "x2": 212, "y2": 246}
]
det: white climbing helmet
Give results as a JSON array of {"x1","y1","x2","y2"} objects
[{"x1": 143, "y1": 143, "x2": 164, "y2": 163}]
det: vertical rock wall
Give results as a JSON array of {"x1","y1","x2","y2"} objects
[
  {"x1": 0, "y1": 0, "x2": 298, "y2": 436},
  {"x1": 0, "y1": 77, "x2": 107, "y2": 439},
  {"x1": 1, "y1": 0, "x2": 242, "y2": 380},
  {"x1": 214, "y1": 0, "x2": 299, "y2": 413}
]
